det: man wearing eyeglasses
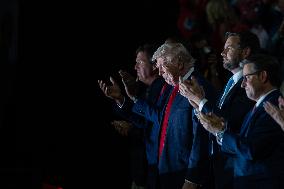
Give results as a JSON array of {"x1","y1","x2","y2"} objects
[
  {"x1": 198, "y1": 54, "x2": 284, "y2": 189},
  {"x1": 179, "y1": 31, "x2": 259, "y2": 189}
]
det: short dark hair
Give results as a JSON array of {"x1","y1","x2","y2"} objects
[
  {"x1": 136, "y1": 43, "x2": 159, "y2": 64},
  {"x1": 225, "y1": 31, "x2": 260, "y2": 55},
  {"x1": 241, "y1": 54, "x2": 281, "y2": 88}
]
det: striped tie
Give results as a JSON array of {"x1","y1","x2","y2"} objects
[{"x1": 218, "y1": 77, "x2": 234, "y2": 108}]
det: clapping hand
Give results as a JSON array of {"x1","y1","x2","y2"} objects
[
  {"x1": 264, "y1": 96, "x2": 284, "y2": 130},
  {"x1": 119, "y1": 70, "x2": 139, "y2": 100},
  {"x1": 98, "y1": 77, "x2": 124, "y2": 105},
  {"x1": 179, "y1": 76, "x2": 205, "y2": 109},
  {"x1": 111, "y1": 120, "x2": 132, "y2": 136},
  {"x1": 198, "y1": 112, "x2": 225, "y2": 135}
]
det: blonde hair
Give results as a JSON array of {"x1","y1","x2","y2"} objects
[{"x1": 152, "y1": 42, "x2": 195, "y2": 67}]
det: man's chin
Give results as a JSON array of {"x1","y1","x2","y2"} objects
[
  {"x1": 246, "y1": 92, "x2": 254, "y2": 101},
  {"x1": 223, "y1": 63, "x2": 229, "y2": 69}
]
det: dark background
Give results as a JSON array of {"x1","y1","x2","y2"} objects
[
  {"x1": 17, "y1": 0, "x2": 180, "y2": 188},
  {"x1": 0, "y1": 0, "x2": 17, "y2": 188}
]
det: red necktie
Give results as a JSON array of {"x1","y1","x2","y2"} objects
[
  {"x1": 158, "y1": 83, "x2": 168, "y2": 99},
  {"x1": 158, "y1": 85, "x2": 179, "y2": 159}
]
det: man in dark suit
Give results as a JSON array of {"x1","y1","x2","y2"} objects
[
  {"x1": 98, "y1": 43, "x2": 165, "y2": 189},
  {"x1": 128, "y1": 42, "x2": 217, "y2": 189},
  {"x1": 199, "y1": 54, "x2": 284, "y2": 189},
  {"x1": 179, "y1": 31, "x2": 259, "y2": 189}
]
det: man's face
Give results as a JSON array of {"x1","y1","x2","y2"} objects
[
  {"x1": 135, "y1": 51, "x2": 153, "y2": 83},
  {"x1": 155, "y1": 57, "x2": 179, "y2": 86},
  {"x1": 221, "y1": 36, "x2": 242, "y2": 71},
  {"x1": 241, "y1": 63, "x2": 263, "y2": 101}
]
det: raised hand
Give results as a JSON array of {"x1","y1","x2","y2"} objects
[
  {"x1": 119, "y1": 70, "x2": 139, "y2": 100},
  {"x1": 198, "y1": 112, "x2": 225, "y2": 135},
  {"x1": 264, "y1": 96, "x2": 284, "y2": 130},
  {"x1": 98, "y1": 76, "x2": 124, "y2": 104},
  {"x1": 179, "y1": 76, "x2": 205, "y2": 107}
]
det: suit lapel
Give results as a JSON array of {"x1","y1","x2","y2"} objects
[
  {"x1": 221, "y1": 79, "x2": 242, "y2": 107},
  {"x1": 158, "y1": 85, "x2": 173, "y2": 125},
  {"x1": 241, "y1": 106, "x2": 260, "y2": 136},
  {"x1": 240, "y1": 90, "x2": 281, "y2": 136}
]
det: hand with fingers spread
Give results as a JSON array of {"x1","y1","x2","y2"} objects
[
  {"x1": 179, "y1": 76, "x2": 205, "y2": 108},
  {"x1": 98, "y1": 77, "x2": 124, "y2": 105},
  {"x1": 111, "y1": 120, "x2": 132, "y2": 136},
  {"x1": 119, "y1": 70, "x2": 139, "y2": 101},
  {"x1": 264, "y1": 96, "x2": 284, "y2": 131},
  {"x1": 198, "y1": 112, "x2": 225, "y2": 135}
]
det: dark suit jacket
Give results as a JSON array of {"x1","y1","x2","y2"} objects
[
  {"x1": 222, "y1": 90, "x2": 284, "y2": 189},
  {"x1": 113, "y1": 77, "x2": 165, "y2": 187},
  {"x1": 132, "y1": 71, "x2": 217, "y2": 189},
  {"x1": 202, "y1": 78, "x2": 255, "y2": 189},
  {"x1": 114, "y1": 77, "x2": 165, "y2": 166}
]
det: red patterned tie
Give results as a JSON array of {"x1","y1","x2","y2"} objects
[
  {"x1": 158, "y1": 85, "x2": 179, "y2": 159},
  {"x1": 241, "y1": 105, "x2": 257, "y2": 135}
]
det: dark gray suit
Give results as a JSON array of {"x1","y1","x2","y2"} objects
[
  {"x1": 222, "y1": 90, "x2": 284, "y2": 189},
  {"x1": 202, "y1": 78, "x2": 255, "y2": 189}
]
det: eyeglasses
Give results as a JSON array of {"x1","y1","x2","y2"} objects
[{"x1": 243, "y1": 70, "x2": 262, "y2": 82}]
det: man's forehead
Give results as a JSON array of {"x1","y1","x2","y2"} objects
[
  {"x1": 243, "y1": 63, "x2": 254, "y2": 71},
  {"x1": 136, "y1": 52, "x2": 148, "y2": 60},
  {"x1": 226, "y1": 36, "x2": 240, "y2": 45}
]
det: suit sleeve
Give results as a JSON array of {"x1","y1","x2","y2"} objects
[
  {"x1": 185, "y1": 113, "x2": 211, "y2": 185},
  {"x1": 185, "y1": 75, "x2": 217, "y2": 185},
  {"x1": 132, "y1": 98, "x2": 164, "y2": 128},
  {"x1": 113, "y1": 98, "x2": 152, "y2": 129},
  {"x1": 222, "y1": 112, "x2": 284, "y2": 160},
  {"x1": 203, "y1": 82, "x2": 254, "y2": 133}
]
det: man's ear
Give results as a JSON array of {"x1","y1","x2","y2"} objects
[
  {"x1": 260, "y1": 70, "x2": 269, "y2": 83},
  {"x1": 242, "y1": 47, "x2": 251, "y2": 59}
]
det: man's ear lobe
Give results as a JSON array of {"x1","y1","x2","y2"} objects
[{"x1": 242, "y1": 47, "x2": 251, "y2": 59}]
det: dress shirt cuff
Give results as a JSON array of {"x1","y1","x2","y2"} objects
[
  {"x1": 193, "y1": 109, "x2": 199, "y2": 116},
  {"x1": 199, "y1": 98, "x2": 208, "y2": 111},
  {"x1": 130, "y1": 96, "x2": 138, "y2": 103},
  {"x1": 215, "y1": 129, "x2": 226, "y2": 145},
  {"x1": 117, "y1": 97, "x2": 126, "y2": 109}
]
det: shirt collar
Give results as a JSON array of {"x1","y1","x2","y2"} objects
[
  {"x1": 232, "y1": 70, "x2": 243, "y2": 84},
  {"x1": 256, "y1": 89, "x2": 278, "y2": 107}
]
